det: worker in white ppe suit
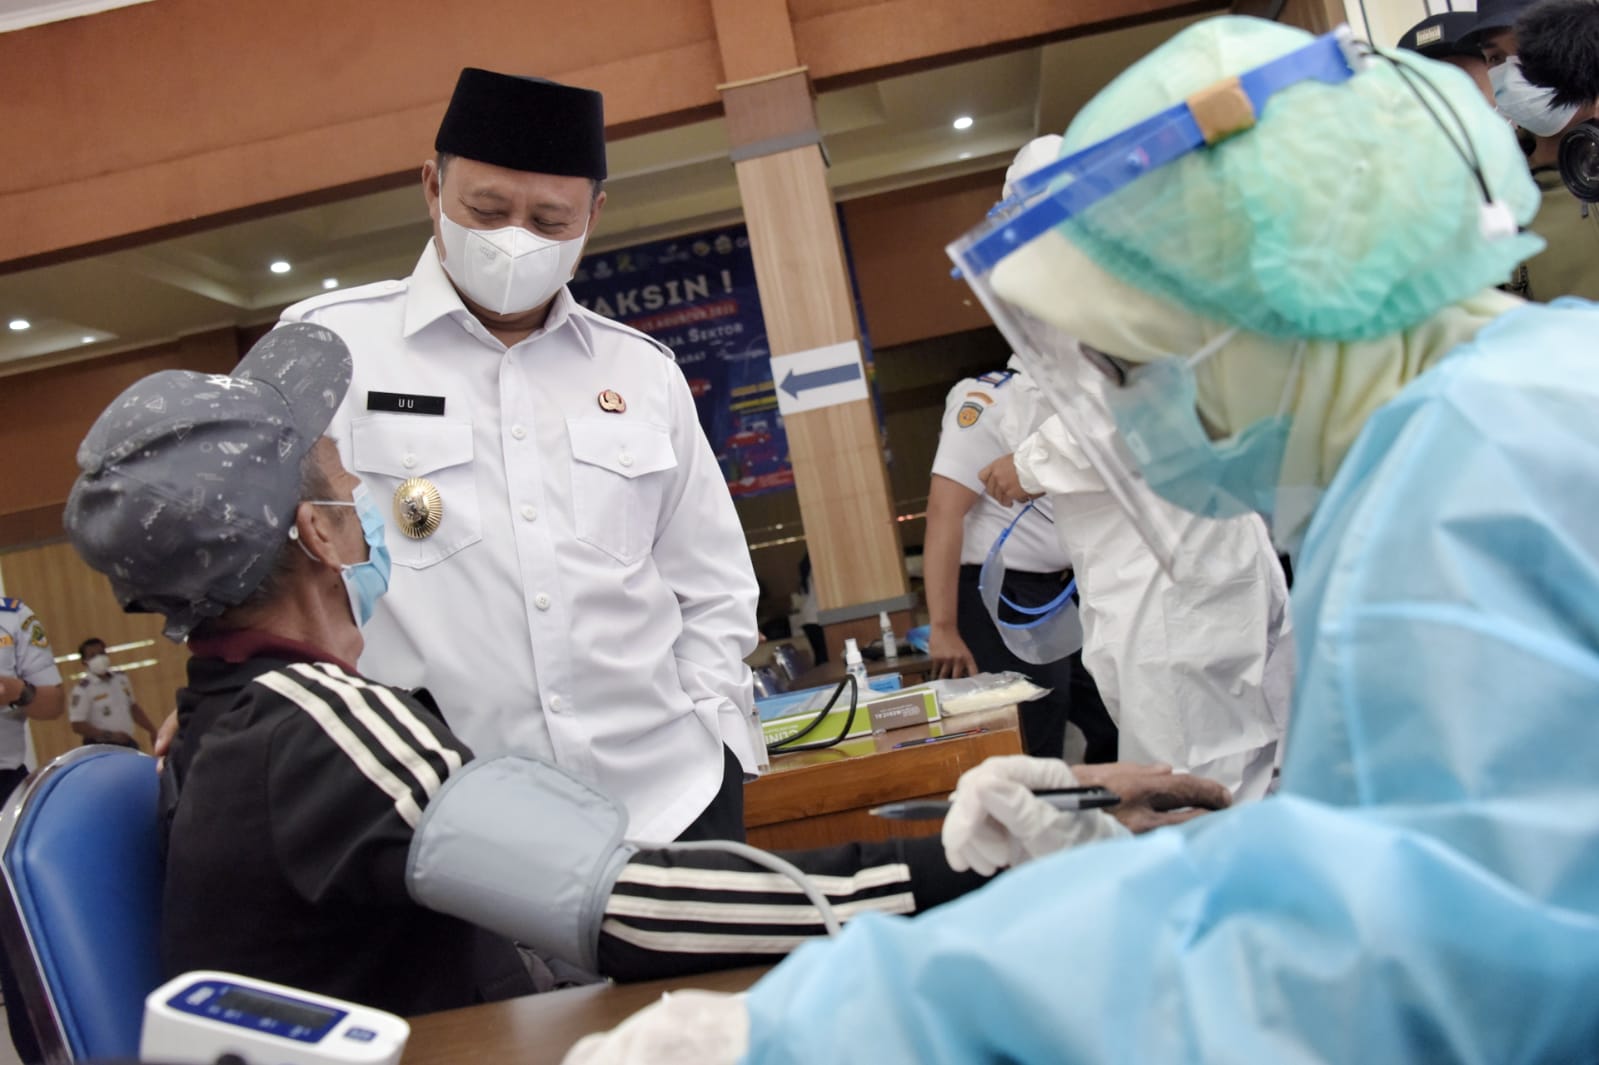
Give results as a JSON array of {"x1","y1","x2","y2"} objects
[
  {"x1": 979, "y1": 138, "x2": 1293, "y2": 800},
  {"x1": 566, "y1": 15, "x2": 1599, "y2": 1064}
]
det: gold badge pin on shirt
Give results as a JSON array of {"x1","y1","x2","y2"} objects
[
  {"x1": 394, "y1": 477, "x2": 443, "y2": 540},
  {"x1": 598, "y1": 390, "x2": 626, "y2": 414}
]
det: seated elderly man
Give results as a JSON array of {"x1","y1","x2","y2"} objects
[{"x1": 63, "y1": 323, "x2": 1229, "y2": 1017}]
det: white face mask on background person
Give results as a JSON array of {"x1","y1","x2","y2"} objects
[
  {"x1": 436, "y1": 205, "x2": 588, "y2": 317},
  {"x1": 1490, "y1": 57, "x2": 1581, "y2": 139},
  {"x1": 86, "y1": 653, "x2": 111, "y2": 676}
]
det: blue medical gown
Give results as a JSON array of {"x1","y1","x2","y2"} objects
[{"x1": 741, "y1": 300, "x2": 1599, "y2": 1064}]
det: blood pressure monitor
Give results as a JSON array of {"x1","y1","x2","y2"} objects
[{"x1": 141, "y1": 971, "x2": 409, "y2": 1065}]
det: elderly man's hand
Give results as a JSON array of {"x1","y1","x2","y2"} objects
[
  {"x1": 153, "y1": 712, "x2": 179, "y2": 771},
  {"x1": 942, "y1": 755, "x2": 1232, "y2": 875},
  {"x1": 1072, "y1": 761, "x2": 1233, "y2": 834}
]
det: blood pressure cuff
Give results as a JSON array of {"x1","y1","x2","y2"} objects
[{"x1": 405, "y1": 756, "x2": 637, "y2": 973}]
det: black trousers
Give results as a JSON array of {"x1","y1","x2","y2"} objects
[
  {"x1": 676, "y1": 745, "x2": 747, "y2": 842},
  {"x1": 956, "y1": 565, "x2": 1118, "y2": 763},
  {"x1": 0, "y1": 765, "x2": 40, "y2": 1064}
]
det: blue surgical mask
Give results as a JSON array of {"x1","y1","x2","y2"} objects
[
  {"x1": 1103, "y1": 330, "x2": 1303, "y2": 521},
  {"x1": 300, "y1": 483, "x2": 392, "y2": 627}
]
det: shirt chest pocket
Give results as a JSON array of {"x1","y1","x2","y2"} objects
[
  {"x1": 351, "y1": 415, "x2": 483, "y2": 569},
  {"x1": 568, "y1": 418, "x2": 678, "y2": 565}
]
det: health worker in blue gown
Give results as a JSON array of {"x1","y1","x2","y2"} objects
[{"x1": 564, "y1": 15, "x2": 1599, "y2": 1064}]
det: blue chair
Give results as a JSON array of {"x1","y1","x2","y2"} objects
[{"x1": 0, "y1": 746, "x2": 162, "y2": 1063}]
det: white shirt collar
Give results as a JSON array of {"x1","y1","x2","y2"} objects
[{"x1": 402, "y1": 239, "x2": 590, "y2": 357}]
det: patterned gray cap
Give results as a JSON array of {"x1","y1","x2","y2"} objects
[{"x1": 64, "y1": 323, "x2": 353, "y2": 639}]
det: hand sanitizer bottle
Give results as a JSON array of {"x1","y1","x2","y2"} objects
[
  {"x1": 879, "y1": 611, "x2": 898, "y2": 660},
  {"x1": 843, "y1": 638, "x2": 869, "y2": 691}
]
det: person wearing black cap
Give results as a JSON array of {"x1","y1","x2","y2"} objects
[
  {"x1": 1457, "y1": 0, "x2": 1599, "y2": 300},
  {"x1": 281, "y1": 69, "x2": 766, "y2": 848},
  {"x1": 1397, "y1": 11, "x2": 1493, "y2": 102},
  {"x1": 1465, "y1": 0, "x2": 1530, "y2": 62}
]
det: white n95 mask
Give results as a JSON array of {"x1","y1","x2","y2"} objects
[
  {"x1": 1491, "y1": 58, "x2": 1580, "y2": 139},
  {"x1": 437, "y1": 210, "x2": 587, "y2": 316}
]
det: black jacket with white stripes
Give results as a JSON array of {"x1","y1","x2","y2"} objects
[{"x1": 162, "y1": 630, "x2": 982, "y2": 1016}]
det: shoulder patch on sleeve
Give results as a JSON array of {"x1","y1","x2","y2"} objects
[
  {"x1": 957, "y1": 401, "x2": 986, "y2": 429},
  {"x1": 22, "y1": 615, "x2": 48, "y2": 649},
  {"x1": 281, "y1": 279, "x2": 408, "y2": 321}
]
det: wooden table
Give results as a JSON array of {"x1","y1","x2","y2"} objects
[
  {"x1": 404, "y1": 966, "x2": 768, "y2": 1065},
  {"x1": 788, "y1": 650, "x2": 936, "y2": 691},
  {"x1": 744, "y1": 704, "x2": 1021, "y2": 850}
]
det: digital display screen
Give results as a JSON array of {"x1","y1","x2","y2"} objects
[{"x1": 214, "y1": 987, "x2": 339, "y2": 1032}]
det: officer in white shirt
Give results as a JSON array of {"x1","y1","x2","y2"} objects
[
  {"x1": 0, "y1": 596, "x2": 64, "y2": 780},
  {"x1": 282, "y1": 69, "x2": 761, "y2": 844},
  {"x1": 0, "y1": 595, "x2": 63, "y2": 1065},
  {"x1": 68, "y1": 637, "x2": 155, "y2": 748},
  {"x1": 924, "y1": 358, "x2": 1117, "y2": 761}
]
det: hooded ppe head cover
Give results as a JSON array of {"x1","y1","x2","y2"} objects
[{"x1": 964, "y1": 17, "x2": 1537, "y2": 554}]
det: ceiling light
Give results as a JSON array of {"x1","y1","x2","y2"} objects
[
  {"x1": 322, "y1": 278, "x2": 339, "y2": 290},
  {"x1": 959, "y1": 151, "x2": 973, "y2": 160},
  {"x1": 269, "y1": 260, "x2": 292, "y2": 275},
  {"x1": 952, "y1": 115, "x2": 974, "y2": 131},
  {"x1": 7, "y1": 318, "x2": 29, "y2": 332},
  {"x1": 80, "y1": 336, "x2": 96, "y2": 344}
]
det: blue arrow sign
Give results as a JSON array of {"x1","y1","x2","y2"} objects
[{"x1": 780, "y1": 361, "x2": 862, "y2": 399}]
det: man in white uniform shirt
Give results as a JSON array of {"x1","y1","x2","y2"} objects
[
  {"x1": 282, "y1": 69, "x2": 761, "y2": 844},
  {"x1": 924, "y1": 358, "x2": 1117, "y2": 761},
  {"x1": 0, "y1": 595, "x2": 63, "y2": 1064},
  {"x1": 68, "y1": 637, "x2": 155, "y2": 748}
]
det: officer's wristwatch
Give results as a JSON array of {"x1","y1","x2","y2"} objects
[{"x1": 9, "y1": 681, "x2": 35, "y2": 710}]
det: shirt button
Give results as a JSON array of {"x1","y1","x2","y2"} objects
[
  {"x1": 511, "y1": 425, "x2": 527, "y2": 440},
  {"x1": 402, "y1": 453, "x2": 418, "y2": 469},
  {"x1": 534, "y1": 593, "x2": 552, "y2": 610},
  {"x1": 618, "y1": 450, "x2": 634, "y2": 468},
  {"x1": 549, "y1": 695, "x2": 566, "y2": 713},
  {"x1": 521, "y1": 505, "x2": 537, "y2": 521}
]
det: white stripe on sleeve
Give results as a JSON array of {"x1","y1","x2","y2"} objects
[
  {"x1": 289, "y1": 664, "x2": 451, "y2": 797},
  {"x1": 612, "y1": 862, "x2": 912, "y2": 898},
  {"x1": 309, "y1": 664, "x2": 464, "y2": 775},
  {"x1": 255, "y1": 670, "x2": 424, "y2": 828}
]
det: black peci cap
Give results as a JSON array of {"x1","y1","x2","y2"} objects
[{"x1": 435, "y1": 68, "x2": 607, "y2": 180}]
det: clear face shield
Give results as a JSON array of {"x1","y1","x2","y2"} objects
[
  {"x1": 947, "y1": 27, "x2": 1366, "y2": 577},
  {"x1": 977, "y1": 502, "x2": 1085, "y2": 665}
]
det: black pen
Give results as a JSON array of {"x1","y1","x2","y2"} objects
[
  {"x1": 891, "y1": 727, "x2": 988, "y2": 749},
  {"x1": 869, "y1": 786, "x2": 1121, "y2": 821}
]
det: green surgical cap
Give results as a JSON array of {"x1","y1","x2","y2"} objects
[{"x1": 1057, "y1": 17, "x2": 1543, "y2": 341}]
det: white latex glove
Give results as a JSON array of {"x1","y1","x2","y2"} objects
[
  {"x1": 562, "y1": 990, "x2": 749, "y2": 1065},
  {"x1": 942, "y1": 755, "x2": 1126, "y2": 876}
]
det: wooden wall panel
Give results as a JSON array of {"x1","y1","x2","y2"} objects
[
  {"x1": 0, "y1": 327, "x2": 241, "y2": 551},
  {"x1": 1, "y1": 0, "x2": 724, "y2": 267},
  {"x1": 840, "y1": 167, "x2": 1008, "y2": 349},
  {"x1": 2, "y1": 0, "x2": 1207, "y2": 266},
  {"x1": 735, "y1": 150, "x2": 858, "y2": 352},
  {"x1": 0, "y1": 542, "x2": 186, "y2": 766},
  {"x1": 790, "y1": 0, "x2": 1217, "y2": 83},
  {"x1": 780, "y1": 397, "x2": 904, "y2": 611},
  {"x1": 710, "y1": 0, "x2": 801, "y2": 84}
]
